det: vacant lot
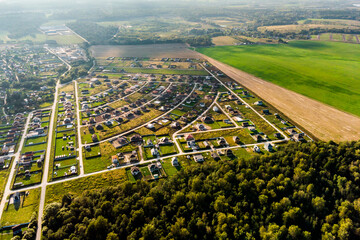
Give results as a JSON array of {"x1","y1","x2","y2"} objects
[
  {"x1": 90, "y1": 44, "x2": 202, "y2": 58},
  {"x1": 198, "y1": 41, "x2": 360, "y2": 141}
]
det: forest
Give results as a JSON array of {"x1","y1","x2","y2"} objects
[{"x1": 41, "y1": 141, "x2": 360, "y2": 240}]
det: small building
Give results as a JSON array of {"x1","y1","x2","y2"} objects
[
  {"x1": 112, "y1": 155, "x2": 119, "y2": 166},
  {"x1": 253, "y1": 145, "x2": 261, "y2": 153},
  {"x1": 151, "y1": 148, "x2": 159, "y2": 157},
  {"x1": 264, "y1": 142, "x2": 273, "y2": 152},
  {"x1": 211, "y1": 152, "x2": 221, "y2": 161},
  {"x1": 171, "y1": 157, "x2": 179, "y2": 166},
  {"x1": 254, "y1": 101, "x2": 263, "y2": 106},
  {"x1": 92, "y1": 134, "x2": 98, "y2": 142},
  {"x1": 131, "y1": 166, "x2": 140, "y2": 176},
  {"x1": 193, "y1": 154, "x2": 204, "y2": 163}
]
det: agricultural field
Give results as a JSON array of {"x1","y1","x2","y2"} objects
[{"x1": 198, "y1": 41, "x2": 360, "y2": 117}]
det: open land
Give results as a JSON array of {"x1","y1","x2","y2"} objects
[{"x1": 197, "y1": 42, "x2": 360, "y2": 141}]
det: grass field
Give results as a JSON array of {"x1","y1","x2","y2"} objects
[
  {"x1": 45, "y1": 168, "x2": 127, "y2": 205},
  {"x1": 198, "y1": 41, "x2": 360, "y2": 117},
  {"x1": 1, "y1": 188, "x2": 40, "y2": 226}
]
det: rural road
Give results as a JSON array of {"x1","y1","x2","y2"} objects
[
  {"x1": 200, "y1": 54, "x2": 360, "y2": 142},
  {"x1": 74, "y1": 81, "x2": 85, "y2": 176},
  {"x1": 36, "y1": 81, "x2": 60, "y2": 240}
]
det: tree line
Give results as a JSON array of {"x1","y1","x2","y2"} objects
[{"x1": 40, "y1": 141, "x2": 360, "y2": 240}]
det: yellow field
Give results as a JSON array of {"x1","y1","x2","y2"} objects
[{"x1": 212, "y1": 36, "x2": 239, "y2": 46}]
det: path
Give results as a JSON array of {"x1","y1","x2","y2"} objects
[{"x1": 200, "y1": 54, "x2": 360, "y2": 141}]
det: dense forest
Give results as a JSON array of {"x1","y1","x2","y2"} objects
[{"x1": 41, "y1": 141, "x2": 360, "y2": 239}]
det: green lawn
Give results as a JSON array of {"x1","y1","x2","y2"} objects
[
  {"x1": 1, "y1": 188, "x2": 40, "y2": 226},
  {"x1": 198, "y1": 41, "x2": 360, "y2": 117}
]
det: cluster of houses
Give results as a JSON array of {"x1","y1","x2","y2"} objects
[{"x1": 0, "y1": 113, "x2": 25, "y2": 155}]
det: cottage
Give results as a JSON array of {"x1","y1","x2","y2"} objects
[
  {"x1": 253, "y1": 145, "x2": 261, "y2": 153},
  {"x1": 129, "y1": 151, "x2": 138, "y2": 162},
  {"x1": 262, "y1": 109, "x2": 270, "y2": 115},
  {"x1": 202, "y1": 116, "x2": 214, "y2": 124},
  {"x1": 148, "y1": 163, "x2": 159, "y2": 173},
  {"x1": 92, "y1": 134, "x2": 98, "y2": 142},
  {"x1": 211, "y1": 152, "x2": 221, "y2": 161},
  {"x1": 233, "y1": 136, "x2": 241, "y2": 144},
  {"x1": 193, "y1": 154, "x2": 204, "y2": 163},
  {"x1": 151, "y1": 148, "x2": 159, "y2": 157},
  {"x1": 185, "y1": 134, "x2": 195, "y2": 141},
  {"x1": 158, "y1": 137, "x2": 170, "y2": 145},
  {"x1": 293, "y1": 133, "x2": 305, "y2": 142},
  {"x1": 131, "y1": 166, "x2": 140, "y2": 176},
  {"x1": 112, "y1": 155, "x2": 119, "y2": 166},
  {"x1": 264, "y1": 142, "x2": 274, "y2": 152},
  {"x1": 171, "y1": 157, "x2": 179, "y2": 166},
  {"x1": 254, "y1": 101, "x2": 263, "y2": 106},
  {"x1": 225, "y1": 149, "x2": 233, "y2": 157},
  {"x1": 217, "y1": 138, "x2": 227, "y2": 146},
  {"x1": 96, "y1": 124, "x2": 103, "y2": 130}
]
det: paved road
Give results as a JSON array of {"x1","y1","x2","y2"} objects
[
  {"x1": 74, "y1": 81, "x2": 85, "y2": 176},
  {"x1": 36, "y1": 81, "x2": 60, "y2": 240},
  {"x1": 0, "y1": 112, "x2": 32, "y2": 221}
]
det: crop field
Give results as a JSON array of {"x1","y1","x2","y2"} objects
[{"x1": 198, "y1": 41, "x2": 360, "y2": 117}]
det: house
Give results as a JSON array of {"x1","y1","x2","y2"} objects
[
  {"x1": 242, "y1": 122, "x2": 249, "y2": 127},
  {"x1": 262, "y1": 109, "x2": 270, "y2": 115},
  {"x1": 213, "y1": 106, "x2": 220, "y2": 113},
  {"x1": 254, "y1": 101, "x2": 263, "y2": 106},
  {"x1": 217, "y1": 138, "x2": 227, "y2": 146},
  {"x1": 130, "y1": 135, "x2": 142, "y2": 143},
  {"x1": 202, "y1": 116, "x2": 214, "y2": 124},
  {"x1": 92, "y1": 134, "x2": 98, "y2": 142},
  {"x1": 253, "y1": 145, "x2": 261, "y2": 153},
  {"x1": 274, "y1": 132, "x2": 282, "y2": 139},
  {"x1": 233, "y1": 136, "x2": 241, "y2": 144},
  {"x1": 147, "y1": 123, "x2": 155, "y2": 129},
  {"x1": 197, "y1": 124, "x2": 206, "y2": 131},
  {"x1": 185, "y1": 134, "x2": 195, "y2": 141},
  {"x1": 112, "y1": 155, "x2": 119, "y2": 166},
  {"x1": 293, "y1": 133, "x2": 305, "y2": 142},
  {"x1": 211, "y1": 152, "x2": 221, "y2": 161},
  {"x1": 193, "y1": 154, "x2": 204, "y2": 163},
  {"x1": 287, "y1": 128, "x2": 297, "y2": 135},
  {"x1": 151, "y1": 148, "x2": 159, "y2": 157},
  {"x1": 171, "y1": 157, "x2": 179, "y2": 166},
  {"x1": 148, "y1": 163, "x2": 159, "y2": 173},
  {"x1": 264, "y1": 142, "x2": 273, "y2": 152},
  {"x1": 96, "y1": 124, "x2": 103, "y2": 130},
  {"x1": 131, "y1": 166, "x2": 140, "y2": 176},
  {"x1": 70, "y1": 166, "x2": 77, "y2": 174},
  {"x1": 225, "y1": 149, "x2": 233, "y2": 157},
  {"x1": 252, "y1": 134, "x2": 263, "y2": 142},
  {"x1": 128, "y1": 151, "x2": 138, "y2": 162},
  {"x1": 170, "y1": 121, "x2": 180, "y2": 129},
  {"x1": 158, "y1": 137, "x2": 170, "y2": 145},
  {"x1": 117, "y1": 137, "x2": 128, "y2": 146}
]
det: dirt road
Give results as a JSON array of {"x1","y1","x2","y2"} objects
[{"x1": 201, "y1": 54, "x2": 360, "y2": 142}]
